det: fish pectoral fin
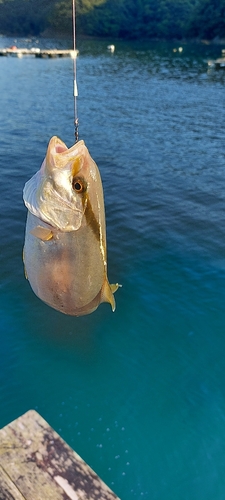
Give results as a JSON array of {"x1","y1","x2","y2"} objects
[
  {"x1": 30, "y1": 226, "x2": 53, "y2": 241},
  {"x1": 101, "y1": 280, "x2": 121, "y2": 312}
]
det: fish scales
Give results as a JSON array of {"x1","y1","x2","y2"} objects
[{"x1": 23, "y1": 136, "x2": 120, "y2": 316}]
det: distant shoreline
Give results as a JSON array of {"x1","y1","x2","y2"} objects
[{"x1": 1, "y1": 31, "x2": 225, "y2": 46}]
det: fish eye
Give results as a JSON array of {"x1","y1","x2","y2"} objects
[{"x1": 72, "y1": 177, "x2": 86, "y2": 193}]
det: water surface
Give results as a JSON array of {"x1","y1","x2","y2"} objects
[{"x1": 1, "y1": 36, "x2": 225, "y2": 499}]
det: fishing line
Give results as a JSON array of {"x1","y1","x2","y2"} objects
[{"x1": 72, "y1": 0, "x2": 79, "y2": 142}]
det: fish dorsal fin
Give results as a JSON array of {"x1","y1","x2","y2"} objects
[{"x1": 30, "y1": 226, "x2": 53, "y2": 241}]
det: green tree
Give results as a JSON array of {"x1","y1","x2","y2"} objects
[
  {"x1": 79, "y1": 0, "x2": 130, "y2": 37},
  {"x1": 78, "y1": 0, "x2": 198, "y2": 39},
  {"x1": 0, "y1": 0, "x2": 56, "y2": 35},
  {"x1": 187, "y1": 0, "x2": 225, "y2": 39},
  {"x1": 49, "y1": 0, "x2": 107, "y2": 33},
  {"x1": 0, "y1": 0, "x2": 224, "y2": 40}
]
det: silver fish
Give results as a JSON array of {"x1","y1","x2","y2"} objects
[{"x1": 23, "y1": 136, "x2": 120, "y2": 316}]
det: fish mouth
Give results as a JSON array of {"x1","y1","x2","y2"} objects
[
  {"x1": 49, "y1": 136, "x2": 85, "y2": 157},
  {"x1": 49, "y1": 136, "x2": 68, "y2": 156},
  {"x1": 55, "y1": 144, "x2": 68, "y2": 154}
]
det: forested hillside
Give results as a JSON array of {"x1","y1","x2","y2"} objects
[{"x1": 0, "y1": 0, "x2": 225, "y2": 40}]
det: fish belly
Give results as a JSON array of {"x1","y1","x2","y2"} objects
[{"x1": 23, "y1": 212, "x2": 105, "y2": 315}]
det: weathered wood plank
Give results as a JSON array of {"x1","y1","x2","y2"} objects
[
  {"x1": 0, "y1": 465, "x2": 25, "y2": 500},
  {"x1": 0, "y1": 410, "x2": 120, "y2": 500}
]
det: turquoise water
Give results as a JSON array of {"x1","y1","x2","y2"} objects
[{"x1": 1, "y1": 36, "x2": 225, "y2": 499}]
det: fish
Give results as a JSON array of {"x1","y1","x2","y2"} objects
[{"x1": 23, "y1": 136, "x2": 120, "y2": 316}]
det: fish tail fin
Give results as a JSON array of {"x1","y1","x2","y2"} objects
[
  {"x1": 101, "y1": 279, "x2": 122, "y2": 312},
  {"x1": 110, "y1": 283, "x2": 122, "y2": 294}
]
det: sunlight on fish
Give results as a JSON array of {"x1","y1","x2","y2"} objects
[{"x1": 23, "y1": 136, "x2": 120, "y2": 316}]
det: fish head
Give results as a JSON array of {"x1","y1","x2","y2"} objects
[{"x1": 23, "y1": 136, "x2": 104, "y2": 232}]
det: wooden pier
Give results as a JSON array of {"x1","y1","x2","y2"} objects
[
  {"x1": 208, "y1": 49, "x2": 225, "y2": 69},
  {"x1": 0, "y1": 47, "x2": 78, "y2": 58},
  {"x1": 0, "y1": 410, "x2": 120, "y2": 500},
  {"x1": 208, "y1": 57, "x2": 225, "y2": 69}
]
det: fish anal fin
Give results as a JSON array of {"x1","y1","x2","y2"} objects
[
  {"x1": 101, "y1": 280, "x2": 121, "y2": 312},
  {"x1": 30, "y1": 226, "x2": 53, "y2": 241}
]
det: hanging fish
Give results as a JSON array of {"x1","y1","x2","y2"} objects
[{"x1": 23, "y1": 136, "x2": 120, "y2": 316}]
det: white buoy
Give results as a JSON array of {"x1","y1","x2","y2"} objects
[
  {"x1": 31, "y1": 47, "x2": 41, "y2": 53},
  {"x1": 107, "y1": 45, "x2": 115, "y2": 53}
]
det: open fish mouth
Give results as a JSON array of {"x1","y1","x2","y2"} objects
[
  {"x1": 55, "y1": 144, "x2": 68, "y2": 154},
  {"x1": 49, "y1": 136, "x2": 84, "y2": 157}
]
